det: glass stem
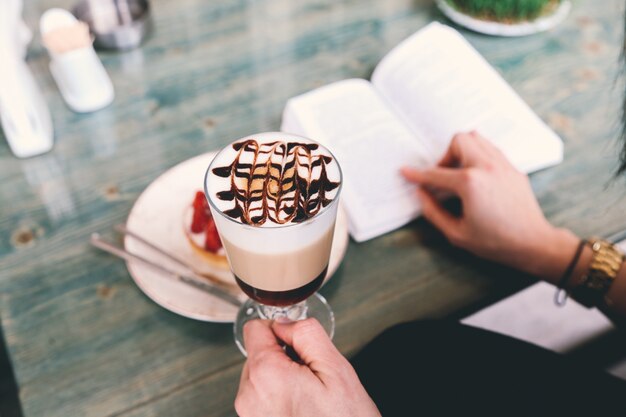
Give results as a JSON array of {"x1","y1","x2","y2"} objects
[{"x1": 258, "y1": 300, "x2": 308, "y2": 322}]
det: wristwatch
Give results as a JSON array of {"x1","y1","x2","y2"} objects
[{"x1": 571, "y1": 238, "x2": 624, "y2": 308}]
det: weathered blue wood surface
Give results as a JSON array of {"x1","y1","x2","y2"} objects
[{"x1": 2, "y1": 0, "x2": 626, "y2": 415}]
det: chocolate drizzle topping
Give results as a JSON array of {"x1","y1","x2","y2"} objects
[{"x1": 212, "y1": 139, "x2": 339, "y2": 226}]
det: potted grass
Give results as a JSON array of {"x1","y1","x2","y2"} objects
[{"x1": 436, "y1": 0, "x2": 571, "y2": 36}]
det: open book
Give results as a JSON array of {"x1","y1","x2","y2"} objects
[{"x1": 280, "y1": 22, "x2": 563, "y2": 242}]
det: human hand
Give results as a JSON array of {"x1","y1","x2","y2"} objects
[
  {"x1": 235, "y1": 318, "x2": 381, "y2": 417},
  {"x1": 401, "y1": 131, "x2": 578, "y2": 283}
]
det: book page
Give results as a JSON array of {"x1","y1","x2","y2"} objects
[
  {"x1": 281, "y1": 79, "x2": 433, "y2": 242},
  {"x1": 371, "y1": 23, "x2": 563, "y2": 173}
]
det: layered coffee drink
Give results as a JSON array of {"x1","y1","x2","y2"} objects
[{"x1": 205, "y1": 132, "x2": 342, "y2": 307}]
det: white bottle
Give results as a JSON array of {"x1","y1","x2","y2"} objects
[
  {"x1": 0, "y1": 0, "x2": 54, "y2": 158},
  {"x1": 40, "y1": 8, "x2": 115, "y2": 113}
]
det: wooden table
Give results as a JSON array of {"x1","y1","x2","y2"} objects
[{"x1": 2, "y1": 0, "x2": 626, "y2": 415}]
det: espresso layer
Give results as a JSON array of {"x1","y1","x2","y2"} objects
[{"x1": 235, "y1": 267, "x2": 327, "y2": 306}]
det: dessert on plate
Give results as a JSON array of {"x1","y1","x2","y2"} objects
[{"x1": 184, "y1": 190, "x2": 229, "y2": 270}]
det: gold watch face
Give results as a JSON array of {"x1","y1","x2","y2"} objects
[{"x1": 572, "y1": 238, "x2": 624, "y2": 307}]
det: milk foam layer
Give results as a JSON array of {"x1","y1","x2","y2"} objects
[
  {"x1": 223, "y1": 224, "x2": 335, "y2": 291},
  {"x1": 206, "y1": 132, "x2": 340, "y2": 227}
]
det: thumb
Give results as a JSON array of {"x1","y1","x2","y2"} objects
[
  {"x1": 271, "y1": 318, "x2": 344, "y2": 371},
  {"x1": 244, "y1": 319, "x2": 283, "y2": 360},
  {"x1": 416, "y1": 187, "x2": 461, "y2": 240}
]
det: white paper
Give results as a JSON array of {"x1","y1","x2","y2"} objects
[{"x1": 462, "y1": 282, "x2": 614, "y2": 353}]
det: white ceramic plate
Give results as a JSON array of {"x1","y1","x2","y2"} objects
[
  {"x1": 124, "y1": 152, "x2": 350, "y2": 323},
  {"x1": 436, "y1": 0, "x2": 571, "y2": 37}
]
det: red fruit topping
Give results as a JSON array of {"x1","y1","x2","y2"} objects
[
  {"x1": 204, "y1": 218, "x2": 222, "y2": 253},
  {"x1": 190, "y1": 191, "x2": 211, "y2": 233}
]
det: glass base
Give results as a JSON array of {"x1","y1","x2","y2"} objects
[{"x1": 234, "y1": 292, "x2": 335, "y2": 356}]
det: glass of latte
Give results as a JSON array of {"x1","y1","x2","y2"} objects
[{"x1": 204, "y1": 132, "x2": 342, "y2": 354}]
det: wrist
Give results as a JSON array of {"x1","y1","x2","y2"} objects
[{"x1": 521, "y1": 226, "x2": 584, "y2": 285}]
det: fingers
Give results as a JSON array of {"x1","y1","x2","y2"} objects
[
  {"x1": 401, "y1": 166, "x2": 464, "y2": 242},
  {"x1": 416, "y1": 188, "x2": 462, "y2": 241},
  {"x1": 401, "y1": 166, "x2": 465, "y2": 194},
  {"x1": 438, "y1": 131, "x2": 504, "y2": 168},
  {"x1": 244, "y1": 320, "x2": 283, "y2": 360},
  {"x1": 271, "y1": 318, "x2": 343, "y2": 369}
]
